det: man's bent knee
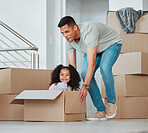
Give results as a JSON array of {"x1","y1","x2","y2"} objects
[{"x1": 100, "y1": 65, "x2": 111, "y2": 75}]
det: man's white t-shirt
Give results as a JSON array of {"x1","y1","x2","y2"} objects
[{"x1": 66, "y1": 21, "x2": 122, "y2": 54}]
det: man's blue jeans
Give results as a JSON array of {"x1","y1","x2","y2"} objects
[{"x1": 81, "y1": 43, "x2": 122, "y2": 112}]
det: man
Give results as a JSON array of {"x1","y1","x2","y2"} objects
[{"x1": 58, "y1": 16, "x2": 122, "y2": 120}]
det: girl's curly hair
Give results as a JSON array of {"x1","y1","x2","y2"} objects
[{"x1": 50, "y1": 64, "x2": 81, "y2": 90}]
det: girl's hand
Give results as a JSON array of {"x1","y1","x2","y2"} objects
[{"x1": 79, "y1": 86, "x2": 87, "y2": 102}]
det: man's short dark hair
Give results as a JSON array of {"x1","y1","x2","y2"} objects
[{"x1": 58, "y1": 16, "x2": 76, "y2": 27}]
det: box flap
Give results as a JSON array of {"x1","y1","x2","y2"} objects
[{"x1": 11, "y1": 90, "x2": 63, "y2": 104}]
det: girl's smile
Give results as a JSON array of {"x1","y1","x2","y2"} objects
[{"x1": 59, "y1": 68, "x2": 71, "y2": 84}]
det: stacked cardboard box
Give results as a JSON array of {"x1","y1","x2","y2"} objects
[
  {"x1": 106, "y1": 11, "x2": 148, "y2": 53},
  {"x1": 0, "y1": 68, "x2": 52, "y2": 121},
  {"x1": 101, "y1": 11, "x2": 148, "y2": 119}
]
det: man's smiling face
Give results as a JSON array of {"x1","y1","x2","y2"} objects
[{"x1": 60, "y1": 24, "x2": 76, "y2": 43}]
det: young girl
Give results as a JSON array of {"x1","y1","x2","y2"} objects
[{"x1": 49, "y1": 64, "x2": 81, "y2": 91}]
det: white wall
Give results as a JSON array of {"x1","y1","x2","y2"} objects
[
  {"x1": 54, "y1": 0, "x2": 66, "y2": 67},
  {"x1": 47, "y1": 0, "x2": 56, "y2": 69},
  {"x1": 143, "y1": 0, "x2": 148, "y2": 10},
  {"x1": 81, "y1": 0, "x2": 108, "y2": 23},
  {"x1": 0, "y1": 0, "x2": 47, "y2": 69},
  {"x1": 109, "y1": 0, "x2": 144, "y2": 10},
  {"x1": 47, "y1": 0, "x2": 66, "y2": 70},
  {"x1": 66, "y1": 0, "x2": 82, "y2": 74},
  {"x1": 0, "y1": 0, "x2": 67, "y2": 69},
  {"x1": 67, "y1": 0, "x2": 82, "y2": 22}
]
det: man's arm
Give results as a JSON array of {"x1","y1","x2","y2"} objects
[
  {"x1": 80, "y1": 46, "x2": 98, "y2": 101},
  {"x1": 68, "y1": 50, "x2": 77, "y2": 69}
]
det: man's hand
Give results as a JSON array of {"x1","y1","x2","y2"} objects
[{"x1": 79, "y1": 86, "x2": 87, "y2": 102}]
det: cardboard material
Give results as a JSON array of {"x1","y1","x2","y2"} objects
[
  {"x1": 0, "y1": 95, "x2": 24, "y2": 121},
  {"x1": 107, "y1": 11, "x2": 148, "y2": 33},
  {"x1": 135, "y1": 14, "x2": 148, "y2": 33},
  {"x1": 106, "y1": 11, "x2": 121, "y2": 33},
  {"x1": 0, "y1": 68, "x2": 52, "y2": 94},
  {"x1": 113, "y1": 52, "x2": 148, "y2": 75},
  {"x1": 105, "y1": 97, "x2": 148, "y2": 119},
  {"x1": 120, "y1": 31, "x2": 148, "y2": 53},
  {"x1": 12, "y1": 90, "x2": 86, "y2": 122},
  {"x1": 101, "y1": 74, "x2": 148, "y2": 97}
]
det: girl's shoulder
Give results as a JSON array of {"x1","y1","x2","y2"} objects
[{"x1": 48, "y1": 83, "x2": 57, "y2": 90}]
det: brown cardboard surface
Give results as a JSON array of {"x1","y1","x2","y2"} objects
[
  {"x1": 65, "y1": 91, "x2": 86, "y2": 113},
  {"x1": 0, "y1": 95, "x2": 4, "y2": 120},
  {"x1": 101, "y1": 75, "x2": 148, "y2": 97},
  {"x1": 13, "y1": 90, "x2": 86, "y2": 122},
  {"x1": 118, "y1": 97, "x2": 148, "y2": 118},
  {"x1": 24, "y1": 95, "x2": 65, "y2": 122},
  {"x1": 106, "y1": 11, "x2": 121, "y2": 33},
  {"x1": 0, "y1": 95, "x2": 24, "y2": 121},
  {"x1": 64, "y1": 114, "x2": 86, "y2": 121},
  {"x1": 0, "y1": 68, "x2": 52, "y2": 94},
  {"x1": 135, "y1": 14, "x2": 148, "y2": 33},
  {"x1": 107, "y1": 11, "x2": 148, "y2": 33},
  {"x1": 113, "y1": 52, "x2": 148, "y2": 75},
  {"x1": 105, "y1": 97, "x2": 148, "y2": 119},
  {"x1": 121, "y1": 31, "x2": 148, "y2": 53}
]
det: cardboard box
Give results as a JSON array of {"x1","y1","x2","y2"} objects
[
  {"x1": 113, "y1": 52, "x2": 148, "y2": 75},
  {"x1": 0, "y1": 95, "x2": 24, "y2": 120},
  {"x1": 12, "y1": 90, "x2": 86, "y2": 122},
  {"x1": 107, "y1": 11, "x2": 148, "y2": 53},
  {"x1": 106, "y1": 11, "x2": 121, "y2": 34},
  {"x1": 120, "y1": 31, "x2": 148, "y2": 53},
  {"x1": 101, "y1": 74, "x2": 148, "y2": 97},
  {"x1": 105, "y1": 97, "x2": 148, "y2": 119},
  {"x1": 135, "y1": 14, "x2": 148, "y2": 33},
  {"x1": 107, "y1": 11, "x2": 148, "y2": 33},
  {"x1": 0, "y1": 68, "x2": 52, "y2": 94}
]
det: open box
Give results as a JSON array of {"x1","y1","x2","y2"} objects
[{"x1": 11, "y1": 90, "x2": 86, "y2": 122}]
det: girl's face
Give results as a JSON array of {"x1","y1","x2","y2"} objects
[{"x1": 59, "y1": 68, "x2": 71, "y2": 84}]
